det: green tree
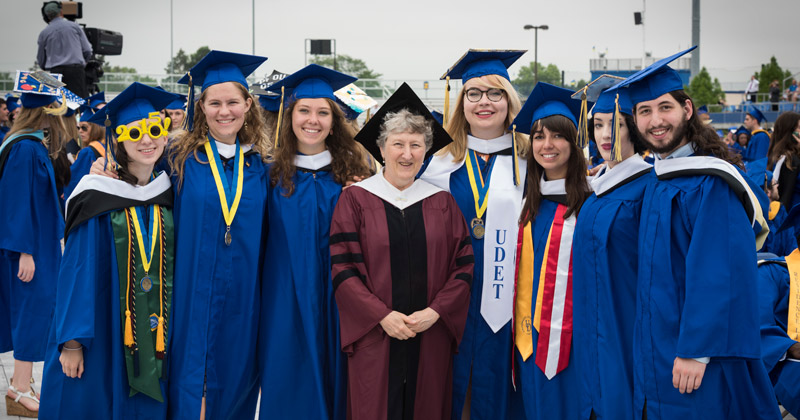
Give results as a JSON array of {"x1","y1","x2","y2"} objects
[
  {"x1": 164, "y1": 46, "x2": 212, "y2": 75},
  {"x1": 310, "y1": 54, "x2": 384, "y2": 98},
  {"x1": 755, "y1": 56, "x2": 792, "y2": 94},
  {"x1": 512, "y1": 62, "x2": 563, "y2": 97},
  {"x1": 685, "y1": 67, "x2": 725, "y2": 107}
]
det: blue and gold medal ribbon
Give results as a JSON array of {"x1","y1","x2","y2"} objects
[
  {"x1": 130, "y1": 205, "x2": 159, "y2": 275},
  {"x1": 204, "y1": 137, "x2": 244, "y2": 233},
  {"x1": 465, "y1": 149, "x2": 496, "y2": 220}
]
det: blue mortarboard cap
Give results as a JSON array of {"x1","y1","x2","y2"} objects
[
  {"x1": 735, "y1": 125, "x2": 751, "y2": 137},
  {"x1": 177, "y1": 50, "x2": 267, "y2": 91},
  {"x1": 512, "y1": 82, "x2": 583, "y2": 134},
  {"x1": 5, "y1": 96, "x2": 20, "y2": 112},
  {"x1": 697, "y1": 104, "x2": 708, "y2": 114},
  {"x1": 334, "y1": 96, "x2": 361, "y2": 121},
  {"x1": 431, "y1": 110, "x2": 444, "y2": 126},
  {"x1": 611, "y1": 46, "x2": 696, "y2": 105},
  {"x1": 79, "y1": 108, "x2": 96, "y2": 123},
  {"x1": 441, "y1": 50, "x2": 526, "y2": 82},
  {"x1": 592, "y1": 89, "x2": 633, "y2": 116},
  {"x1": 164, "y1": 94, "x2": 187, "y2": 111},
  {"x1": 88, "y1": 82, "x2": 179, "y2": 127},
  {"x1": 267, "y1": 64, "x2": 357, "y2": 101},
  {"x1": 258, "y1": 94, "x2": 281, "y2": 113},
  {"x1": 20, "y1": 92, "x2": 59, "y2": 109},
  {"x1": 716, "y1": 129, "x2": 724, "y2": 137},
  {"x1": 86, "y1": 91, "x2": 106, "y2": 109},
  {"x1": 747, "y1": 106, "x2": 766, "y2": 123}
]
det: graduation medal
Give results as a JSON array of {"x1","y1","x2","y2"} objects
[
  {"x1": 204, "y1": 137, "x2": 244, "y2": 247},
  {"x1": 465, "y1": 150, "x2": 495, "y2": 240},
  {"x1": 130, "y1": 205, "x2": 160, "y2": 293},
  {"x1": 471, "y1": 218, "x2": 485, "y2": 239}
]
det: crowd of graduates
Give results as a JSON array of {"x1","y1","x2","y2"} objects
[{"x1": 1, "y1": 45, "x2": 800, "y2": 420}]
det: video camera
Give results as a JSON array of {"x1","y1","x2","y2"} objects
[{"x1": 41, "y1": 2, "x2": 123, "y2": 56}]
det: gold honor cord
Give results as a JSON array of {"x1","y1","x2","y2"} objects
[
  {"x1": 204, "y1": 139, "x2": 245, "y2": 246},
  {"x1": 786, "y1": 249, "x2": 800, "y2": 341},
  {"x1": 465, "y1": 150, "x2": 490, "y2": 239},
  {"x1": 130, "y1": 205, "x2": 160, "y2": 279}
]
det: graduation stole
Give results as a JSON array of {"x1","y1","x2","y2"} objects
[
  {"x1": 111, "y1": 203, "x2": 174, "y2": 402},
  {"x1": 786, "y1": 249, "x2": 800, "y2": 341},
  {"x1": 204, "y1": 137, "x2": 243, "y2": 246},
  {"x1": 515, "y1": 203, "x2": 575, "y2": 379}
]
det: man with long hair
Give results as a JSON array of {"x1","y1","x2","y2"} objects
[{"x1": 614, "y1": 47, "x2": 780, "y2": 420}]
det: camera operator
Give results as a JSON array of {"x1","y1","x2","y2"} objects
[{"x1": 37, "y1": 1, "x2": 92, "y2": 97}]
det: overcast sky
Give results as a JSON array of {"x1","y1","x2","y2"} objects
[{"x1": 3, "y1": 0, "x2": 798, "y2": 87}]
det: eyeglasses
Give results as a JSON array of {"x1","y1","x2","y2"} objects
[
  {"x1": 78, "y1": 125, "x2": 90, "y2": 131},
  {"x1": 465, "y1": 88, "x2": 505, "y2": 103},
  {"x1": 116, "y1": 112, "x2": 171, "y2": 143}
]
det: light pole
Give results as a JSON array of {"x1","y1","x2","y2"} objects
[{"x1": 523, "y1": 24, "x2": 549, "y2": 85}]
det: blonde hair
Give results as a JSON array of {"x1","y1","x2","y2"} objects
[
  {"x1": 168, "y1": 82, "x2": 271, "y2": 189},
  {"x1": 439, "y1": 74, "x2": 529, "y2": 161}
]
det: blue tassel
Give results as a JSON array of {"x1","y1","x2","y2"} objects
[{"x1": 185, "y1": 72, "x2": 195, "y2": 132}]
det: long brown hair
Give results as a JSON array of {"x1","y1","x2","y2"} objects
[
  {"x1": 168, "y1": 82, "x2": 271, "y2": 190},
  {"x1": 269, "y1": 98, "x2": 371, "y2": 196},
  {"x1": 439, "y1": 74, "x2": 529, "y2": 161},
  {"x1": 520, "y1": 115, "x2": 591, "y2": 225},
  {"x1": 767, "y1": 111, "x2": 800, "y2": 170}
]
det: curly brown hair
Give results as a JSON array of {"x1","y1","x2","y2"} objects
[
  {"x1": 269, "y1": 98, "x2": 371, "y2": 196},
  {"x1": 168, "y1": 82, "x2": 271, "y2": 190}
]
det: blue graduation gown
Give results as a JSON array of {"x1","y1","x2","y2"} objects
[
  {"x1": 761, "y1": 205, "x2": 795, "y2": 257},
  {"x1": 258, "y1": 165, "x2": 346, "y2": 420},
  {"x1": 39, "y1": 215, "x2": 168, "y2": 420},
  {"x1": 744, "y1": 131, "x2": 770, "y2": 163},
  {"x1": 167, "y1": 150, "x2": 267, "y2": 420},
  {"x1": 0, "y1": 132, "x2": 63, "y2": 361},
  {"x1": 636, "y1": 165, "x2": 780, "y2": 420},
  {"x1": 64, "y1": 146, "x2": 99, "y2": 200},
  {"x1": 446, "y1": 163, "x2": 513, "y2": 420},
  {"x1": 756, "y1": 258, "x2": 800, "y2": 418},
  {"x1": 572, "y1": 165, "x2": 654, "y2": 420},
  {"x1": 513, "y1": 197, "x2": 580, "y2": 420}
]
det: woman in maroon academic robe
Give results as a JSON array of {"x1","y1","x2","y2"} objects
[{"x1": 330, "y1": 87, "x2": 473, "y2": 420}]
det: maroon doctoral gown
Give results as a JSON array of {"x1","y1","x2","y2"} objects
[{"x1": 330, "y1": 173, "x2": 474, "y2": 420}]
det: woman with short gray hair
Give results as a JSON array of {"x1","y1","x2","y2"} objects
[{"x1": 330, "y1": 83, "x2": 473, "y2": 419}]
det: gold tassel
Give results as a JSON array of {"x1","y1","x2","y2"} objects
[
  {"x1": 613, "y1": 93, "x2": 623, "y2": 162},
  {"x1": 274, "y1": 86, "x2": 285, "y2": 149},
  {"x1": 156, "y1": 317, "x2": 165, "y2": 352},
  {"x1": 124, "y1": 310, "x2": 134, "y2": 347},
  {"x1": 512, "y1": 124, "x2": 520, "y2": 185},
  {"x1": 577, "y1": 89, "x2": 589, "y2": 149},
  {"x1": 43, "y1": 93, "x2": 68, "y2": 116},
  {"x1": 443, "y1": 76, "x2": 451, "y2": 127}
]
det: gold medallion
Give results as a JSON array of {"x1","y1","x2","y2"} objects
[{"x1": 471, "y1": 217, "x2": 485, "y2": 240}]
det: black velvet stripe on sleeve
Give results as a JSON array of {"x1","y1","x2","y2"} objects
[
  {"x1": 455, "y1": 273, "x2": 473, "y2": 286},
  {"x1": 332, "y1": 268, "x2": 365, "y2": 291},
  {"x1": 456, "y1": 255, "x2": 474, "y2": 266},
  {"x1": 331, "y1": 252, "x2": 365, "y2": 264},
  {"x1": 459, "y1": 237, "x2": 472, "y2": 250},
  {"x1": 329, "y1": 232, "x2": 360, "y2": 245}
]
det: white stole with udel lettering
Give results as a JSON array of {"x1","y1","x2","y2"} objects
[{"x1": 420, "y1": 133, "x2": 526, "y2": 333}]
